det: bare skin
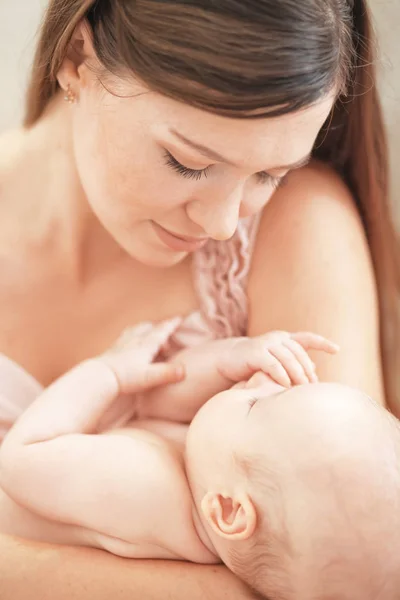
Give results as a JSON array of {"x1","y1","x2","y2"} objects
[
  {"x1": 0, "y1": 21, "x2": 383, "y2": 600},
  {"x1": 0, "y1": 534, "x2": 255, "y2": 600}
]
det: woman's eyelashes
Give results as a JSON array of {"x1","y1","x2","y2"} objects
[
  {"x1": 163, "y1": 150, "x2": 211, "y2": 181},
  {"x1": 163, "y1": 150, "x2": 286, "y2": 189}
]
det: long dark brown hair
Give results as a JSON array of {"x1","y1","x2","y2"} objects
[{"x1": 25, "y1": 0, "x2": 399, "y2": 413}]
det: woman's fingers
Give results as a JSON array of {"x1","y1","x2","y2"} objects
[{"x1": 290, "y1": 332, "x2": 339, "y2": 354}]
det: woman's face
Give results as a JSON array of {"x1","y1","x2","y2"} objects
[{"x1": 69, "y1": 62, "x2": 333, "y2": 267}]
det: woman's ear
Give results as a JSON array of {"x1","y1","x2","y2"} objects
[
  {"x1": 201, "y1": 491, "x2": 257, "y2": 541},
  {"x1": 57, "y1": 20, "x2": 99, "y2": 96}
]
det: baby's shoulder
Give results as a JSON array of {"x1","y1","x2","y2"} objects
[
  {"x1": 124, "y1": 419, "x2": 188, "y2": 452},
  {"x1": 104, "y1": 422, "x2": 215, "y2": 562}
]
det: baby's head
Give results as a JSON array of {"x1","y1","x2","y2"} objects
[{"x1": 185, "y1": 374, "x2": 400, "y2": 599}]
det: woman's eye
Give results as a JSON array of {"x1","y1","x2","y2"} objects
[
  {"x1": 164, "y1": 149, "x2": 287, "y2": 190},
  {"x1": 164, "y1": 150, "x2": 211, "y2": 181}
]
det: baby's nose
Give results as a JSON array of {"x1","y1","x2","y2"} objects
[
  {"x1": 231, "y1": 371, "x2": 272, "y2": 390},
  {"x1": 245, "y1": 372, "x2": 271, "y2": 388},
  {"x1": 231, "y1": 381, "x2": 247, "y2": 390}
]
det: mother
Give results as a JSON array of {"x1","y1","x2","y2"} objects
[{"x1": 1, "y1": 0, "x2": 399, "y2": 598}]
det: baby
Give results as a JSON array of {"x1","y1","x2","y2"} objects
[{"x1": 1, "y1": 320, "x2": 400, "y2": 600}]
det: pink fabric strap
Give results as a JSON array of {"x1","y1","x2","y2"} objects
[{"x1": 192, "y1": 214, "x2": 261, "y2": 338}]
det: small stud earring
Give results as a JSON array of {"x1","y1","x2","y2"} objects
[{"x1": 64, "y1": 84, "x2": 76, "y2": 104}]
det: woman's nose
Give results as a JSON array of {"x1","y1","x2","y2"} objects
[{"x1": 186, "y1": 181, "x2": 245, "y2": 241}]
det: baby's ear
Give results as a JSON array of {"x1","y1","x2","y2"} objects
[{"x1": 201, "y1": 492, "x2": 257, "y2": 541}]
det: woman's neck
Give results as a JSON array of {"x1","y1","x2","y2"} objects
[{"x1": 0, "y1": 93, "x2": 128, "y2": 283}]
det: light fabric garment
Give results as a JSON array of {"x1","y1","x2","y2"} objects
[{"x1": 0, "y1": 215, "x2": 260, "y2": 441}]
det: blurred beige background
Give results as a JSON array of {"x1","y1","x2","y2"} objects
[{"x1": 0, "y1": 0, "x2": 399, "y2": 212}]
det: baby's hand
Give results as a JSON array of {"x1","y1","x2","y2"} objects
[
  {"x1": 139, "y1": 331, "x2": 338, "y2": 423},
  {"x1": 100, "y1": 319, "x2": 185, "y2": 395},
  {"x1": 218, "y1": 331, "x2": 339, "y2": 388}
]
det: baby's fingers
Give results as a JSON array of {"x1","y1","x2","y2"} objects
[
  {"x1": 290, "y1": 332, "x2": 339, "y2": 355},
  {"x1": 139, "y1": 318, "x2": 182, "y2": 360},
  {"x1": 268, "y1": 344, "x2": 309, "y2": 385},
  {"x1": 255, "y1": 351, "x2": 291, "y2": 387},
  {"x1": 116, "y1": 362, "x2": 185, "y2": 394},
  {"x1": 282, "y1": 339, "x2": 318, "y2": 383},
  {"x1": 112, "y1": 322, "x2": 154, "y2": 350}
]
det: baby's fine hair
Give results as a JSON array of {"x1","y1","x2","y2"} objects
[
  {"x1": 227, "y1": 402, "x2": 400, "y2": 600},
  {"x1": 228, "y1": 456, "x2": 294, "y2": 599}
]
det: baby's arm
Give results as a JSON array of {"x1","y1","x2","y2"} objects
[
  {"x1": 142, "y1": 332, "x2": 339, "y2": 422},
  {"x1": 0, "y1": 416, "x2": 201, "y2": 560},
  {"x1": 142, "y1": 339, "x2": 237, "y2": 422},
  {"x1": 0, "y1": 322, "x2": 209, "y2": 559}
]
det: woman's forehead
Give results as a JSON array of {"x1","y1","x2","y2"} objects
[
  {"x1": 153, "y1": 94, "x2": 334, "y2": 168},
  {"x1": 99, "y1": 75, "x2": 334, "y2": 167}
]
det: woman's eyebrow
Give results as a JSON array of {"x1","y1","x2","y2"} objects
[{"x1": 169, "y1": 128, "x2": 312, "y2": 171}]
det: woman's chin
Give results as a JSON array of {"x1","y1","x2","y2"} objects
[
  {"x1": 143, "y1": 253, "x2": 188, "y2": 268},
  {"x1": 126, "y1": 242, "x2": 188, "y2": 268}
]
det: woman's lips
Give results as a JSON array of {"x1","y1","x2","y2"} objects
[{"x1": 151, "y1": 222, "x2": 208, "y2": 252}]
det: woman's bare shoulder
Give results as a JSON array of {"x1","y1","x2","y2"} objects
[
  {"x1": 255, "y1": 160, "x2": 366, "y2": 250},
  {"x1": 0, "y1": 128, "x2": 26, "y2": 172},
  {"x1": 249, "y1": 160, "x2": 371, "y2": 295},
  {"x1": 247, "y1": 160, "x2": 383, "y2": 401}
]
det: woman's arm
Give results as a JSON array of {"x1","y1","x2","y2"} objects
[
  {"x1": 0, "y1": 534, "x2": 255, "y2": 600},
  {"x1": 248, "y1": 162, "x2": 385, "y2": 404}
]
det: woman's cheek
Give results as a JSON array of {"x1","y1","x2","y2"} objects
[{"x1": 135, "y1": 167, "x2": 192, "y2": 212}]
